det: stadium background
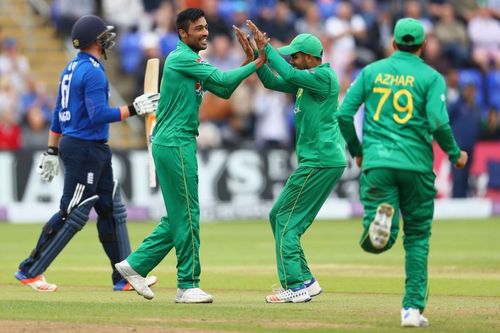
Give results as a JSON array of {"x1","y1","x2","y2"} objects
[
  {"x1": 0, "y1": 0, "x2": 499, "y2": 222},
  {"x1": 0, "y1": 1, "x2": 499, "y2": 332}
]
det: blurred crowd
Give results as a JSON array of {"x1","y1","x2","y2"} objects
[
  {"x1": 37, "y1": 0, "x2": 500, "y2": 150},
  {"x1": 1, "y1": 0, "x2": 500, "y2": 196},
  {"x1": 0, "y1": 25, "x2": 55, "y2": 150}
]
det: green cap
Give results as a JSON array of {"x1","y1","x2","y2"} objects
[
  {"x1": 278, "y1": 33, "x2": 323, "y2": 58},
  {"x1": 394, "y1": 18, "x2": 425, "y2": 46}
]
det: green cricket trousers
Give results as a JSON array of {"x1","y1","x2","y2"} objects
[
  {"x1": 270, "y1": 166, "x2": 345, "y2": 290},
  {"x1": 127, "y1": 141, "x2": 201, "y2": 289},
  {"x1": 359, "y1": 168, "x2": 436, "y2": 311}
]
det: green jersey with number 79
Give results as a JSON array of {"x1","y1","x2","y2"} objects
[{"x1": 338, "y1": 50, "x2": 460, "y2": 173}]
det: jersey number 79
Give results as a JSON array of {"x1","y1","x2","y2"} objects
[{"x1": 372, "y1": 87, "x2": 413, "y2": 124}]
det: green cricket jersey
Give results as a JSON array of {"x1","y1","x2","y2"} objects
[
  {"x1": 257, "y1": 44, "x2": 346, "y2": 168},
  {"x1": 154, "y1": 41, "x2": 257, "y2": 147},
  {"x1": 338, "y1": 50, "x2": 461, "y2": 173}
]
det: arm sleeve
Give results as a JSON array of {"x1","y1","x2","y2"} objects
[
  {"x1": 338, "y1": 71, "x2": 367, "y2": 157},
  {"x1": 171, "y1": 55, "x2": 257, "y2": 86},
  {"x1": 256, "y1": 64, "x2": 297, "y2": 94},
  {"x1": 49, "y1": 86, "x2": 62, "y2": 135},
  {"x1": 434, "y1": 123, "x2": 461, "y2": 164},
  {"x1": 203, "y1": 80, "x2": 237, "y2": 99},
  {"x1": 264, "y1": 44, "x2": 329, "y2": 97},
  {"x1": 426, "y1": 75, "x2": 451, "y2": 131},
  {"x1": 84, "y1": 68, "x2": 122, "y2": 125}
]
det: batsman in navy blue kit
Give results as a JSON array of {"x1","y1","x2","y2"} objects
[{"x1": 14, "y1": 15, "x2": 160, "y2": 292}]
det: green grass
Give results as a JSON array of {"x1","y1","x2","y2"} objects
[{"x1": 1, "y1": 218, "x2": 499, "y2": 332}]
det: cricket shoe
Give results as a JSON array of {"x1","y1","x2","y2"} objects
[
  {"x1": 266, "y1": 284, "x2": 311, "y2": 303},
  {"x1": 115, "y1": 260, "x2": 154, "y2": 300},
  {"x1": 401, "y1": 307, "x2": 429, "y2": 327},
  {"x1": 369, "y1": 203, "x2": 394, "y2": 249},
  {"x1": 304, "y1": 277, "x2": 323, "y2": 297},
  {"x1": 15, "y1": 271, "x2": 58, "y2": 292},
  {"x1": 175, "y1": 288, "x2": 213, "y2": 303},
  {"x1": 113, "y1": 275, "x2": 158, "y2": 291}
]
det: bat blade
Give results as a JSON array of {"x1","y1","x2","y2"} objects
[{"x1": 144, "y1": 58, "x2": 160, "y2": 188}]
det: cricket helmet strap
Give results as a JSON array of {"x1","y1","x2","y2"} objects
[{"x1": 71, "y1": 15, "x2": 116, "y2": 51}]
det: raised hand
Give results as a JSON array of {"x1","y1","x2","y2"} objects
[
  {"x1": 246, "y1": 20, "x2": 269, "y2": 52},
  {"x1": 233, "y1": 25, "x2": 254, "y2": 65}
]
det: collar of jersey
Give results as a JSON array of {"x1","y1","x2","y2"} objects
[
  {"x1": 391, "y1": 50, "x2": 423, "y2": 62},
  {"x1": 78, "y1": 51, "x2": 101, "y2": 63},
  {"x1": 177, "y1": 40, "x2": 198, "y2": 55}
]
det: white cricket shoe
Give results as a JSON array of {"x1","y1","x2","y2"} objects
[
  {"x1": 304, "y1": 278, "x2": 323, "y2": 297},
  {"x1": 369, "y1": 203, "x2": 394, "y2": 249},
  {"x1": 266, "y1": 285, "x2": 311, "y2": 303},
  {"x1": 115, "y1": 260, "x2": 154, "y2": 300},
  {"x1": 15, "y1": 271, "x2": 58, "y2": 292},
  {"x1": 175, "y1": 288, "x2": 213, "y2": 303},
  {"x1": 401, "y1": 307, "x2": 429, "y2": 327}
]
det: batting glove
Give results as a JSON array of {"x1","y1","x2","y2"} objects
[
  {"x1": 37, "y1": 148, "x2": 60, "y2": 182},
  {"x1": 133, "y1": 93, "x2": 160, "y2": 116}
]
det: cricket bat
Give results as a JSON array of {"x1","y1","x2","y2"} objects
[{"x1": 144, "y1": 58, "x2": 159, "y2": 188}]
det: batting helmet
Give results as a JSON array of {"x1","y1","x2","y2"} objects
[{"x1": 71, "y1": 15, "x2": 116, "y2": 51}]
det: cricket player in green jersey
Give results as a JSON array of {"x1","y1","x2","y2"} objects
[
  {"x1": 115, "y1": 8, "x2": 266, "y2": 303},
  {"x1": 245, "y1": 21, "x2": 346, "y2": 303},
  {"x1": 338, "y1": 18, "x2": 468, "y2": 326}
]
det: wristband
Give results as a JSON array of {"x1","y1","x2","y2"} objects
[
  {"x1": 128, "y1": 104, "x2": 137, "y2": 116},
  {"x1": 47, "y1": 146, "x2": 59, "y2": 155}
]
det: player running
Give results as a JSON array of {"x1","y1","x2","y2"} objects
[
  {"x1": 245, "y1": 20, "x2": 346, "y2": 303},
  {"x1": 15, "y1": 15, "x2": 159, "y2": 292},
  {"x1": 338, "y1": 18, "x2": 468, "y2": 327}
]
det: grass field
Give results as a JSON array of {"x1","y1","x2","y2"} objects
[{"x1": 0, "y1": 218, "x2": 499, "y2": 333}]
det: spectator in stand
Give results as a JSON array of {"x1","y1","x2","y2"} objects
[
  {"x1": 0, "y1": 108, "x2": 21, "y2": 150},
  {"x1": 264, "y1": 1, "x2": 297, "y2": 44},
  {"x1": 480, "y1": 107, "x2": 500, "y2": 141},
  {"x1": 445, "y1": 68, "x2": 461, "y2": 106},
  {"x1": 0, "y1": 76, "x2": 21, "y2": 150},
  {"x1": 51, "y1": 0, "x2": 96, "y2": 36},
  {"x1": 324, "y1": 1, "x2": 366, "y2": 83},
  {"x1": 402, "y1": 0, "x2": 433, "y2": 33},
  {"x1": 202, "y1": 0, "x2": 232, "y2": 40},
  {"x1": 103, "y1": 0, "x2": 144, "y2": 33},
  {"x1": 206, "y1": 34, "x2": 241, "y2": 70},
  {"x1": 0, "y1": 76, "x2": 20, "y2": 121},
  {"x1": 450, "y1": 0, "x2": 480, "y2": 22},
  {"x1": 468, "y1": 6, "x2": 500, "y2": 72},
  {"x1": 0, "y1": 38, "x2": 30, "y2": 94},
  {"x1": 355, "y1": 0, "x2": 381, "y2": 66},
  {"x1": 21, "y1": 105, "x2": 50, "y2": 149},
  {"x1": 449, "y1": 84, "x2": 483, "y2": 197},
  {"x1": 294, "y1": 2, "x2": 324, "y2": 37},
  {"x1": 0, "y1": 25, "x2": 4, "y2": 53},
  {"x1": 434, "y1": 3, "x2": 469, "y2": 67},
  {"x1": 20, "y1": 77, "x2": 53, "y2": 124},
  {"x1": 155, "y1": 1, "x2": 178, "y2": 57},
  {"x1": 253, "y1": 81, "x2": 292, "y2": 148},
  {"x1": 422, "y1": 34, "x2": 451, "y2": 74}
]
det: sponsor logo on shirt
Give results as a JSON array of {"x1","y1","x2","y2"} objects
[{"x1": 195, "y1": 81, "x2": 203, "y2": 96}]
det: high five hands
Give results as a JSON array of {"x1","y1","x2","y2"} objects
[
  {"x1": 233, "y1": 20, "x2": 270, "y2": 68},
  {"x1": 246, "y1": 20, "x2": 269, "y2": 51}
]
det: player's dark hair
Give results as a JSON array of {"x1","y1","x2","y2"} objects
[
  {"x1": 176, "y1": 8, "x2": 205, "y2": 38},
  {"x1": 395, "y1": 43, "x2": 422, "y2": 53}
]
